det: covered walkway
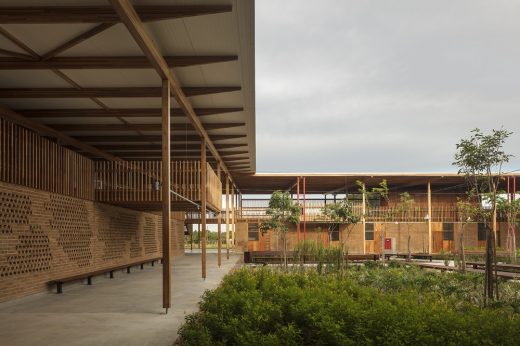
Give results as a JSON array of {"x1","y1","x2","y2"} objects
[{"x1": 0, "y1": 253, "x2": 241, "y2": 346}]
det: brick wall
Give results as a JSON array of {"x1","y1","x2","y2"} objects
[
  {"x1": 0, "y1": 181, "x2": 185, "y2": 303},
  {"x1": 238, "y1": 221, "x2": 518, "y2": 255}
]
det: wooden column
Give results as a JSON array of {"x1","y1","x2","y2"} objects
[
  {"x1": 231, "y1": 184, "x2": 235, "y2": 252},
  {"x1": 201, "y1": 138, "x2": 207, "y2": 279},
  {"x1": 225, "y1": 176, "x2": 230, "y2": 259},
  {"x1": 296, "y1": 177, "x2": 300, "y2": 241},
  {"x1": 217, "y1": 164, "x2": 222, "y2": 267},
  {"x1": 362, "y1": 183, "x2": 366, "y2": 254},
  {"x1": 161, "y1": 79, "x2": 171, "y2": 311},
  {"x1": 427, "y1": 182, "x2": 432, "y2": 254}
]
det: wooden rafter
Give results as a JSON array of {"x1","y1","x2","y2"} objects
[
  {"x1": 0, "y1": 86, "x2": 241, "y2": 98},
  {"x1": 41, "y1": 23, "x2": 116, "y2": 60},
  {"x1": 50, "y1": 123, "x2": 245, "y2": 132},
  {"x1": 90, "y1": 143, "x2": 246, "y2": 151},
  {"x1": 0, "y1": 55, "x2": 239, "y2": 69},
  {"x1": 0, "y1": 48, "x2": 37, "y2": 60},
  {"x1": 109, "y1": 0, "x2": 235, "y2": 182},
  {"x1": 0, "y1": 5, "x2": 233, "y2": 23},
  {"x1": 18, "y1": 107, "x2": 244, "y2": 118},
  {"x1": 0, "y1": 26, "x2": 39, "y2": 58},
  {"x1": 103, "y1": 150, "x2": 248, "y2": 157},
  {"x1": 74, "y1": 134, "x2": 246, "y2": 143}
]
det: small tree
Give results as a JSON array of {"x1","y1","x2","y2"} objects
[
  {"x1": 394, "y1": 192, "x2": 416, "y2": 261},
  {"x1": 497, "y1": 196, "x2": 520, "y2": 263},
  {"x1": 453, "y1": 128, "x2": 513, "y2": 304},
  {"x1": 456, "y1": 197, "x2": 479, "y2": 272},
  {"x1": 357, "y1": 180, "x2": 389, "y2": 260},
  {"x1": 260, "y1": 191, "x2": 301, "y2": 268},
  {"x1": 322, "y1": 199, "x2": 360, "y2": 262}
]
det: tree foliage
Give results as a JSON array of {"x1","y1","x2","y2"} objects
[
  {"x1": 322, "y1": 199, "x2": 360, "y2": 255},
  {"x1": 260, "y1": 191, "x2": 301, "y2": 267},
  {"x1": 453, "y1": 127, "x2": 513, "y2": 303}
]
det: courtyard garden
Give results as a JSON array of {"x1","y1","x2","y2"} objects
[{"x1": 179, "y1": 264, "x2": 520, "y2": 345}]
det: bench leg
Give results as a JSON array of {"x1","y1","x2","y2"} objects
[
  {"x1": 160, "y1": 258, "x2": 163, "y2": 264},
  {"x1": 140, "y1": 264, "x2": 144, "y2": 270},
  {"x1": 151, "y1": 261, "x2": 155, "y2": 267},
  {"x1": 87, "y1": 276, "x2": 92, "y2": 285},
  {"x1": 110, "y1": 271, "x2": 114, "y2": 279},
  {"x1": 127, "y1": 267, "x2": 131, "y2": 274},
  {"x1": 57, "y1": 282, "x2": 62, "y2": 294}
]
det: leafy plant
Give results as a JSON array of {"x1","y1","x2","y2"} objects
[
  {"x1": 497, "y1": 196, "x2": 520, "y2": 263},
  {"x1": 453, "y1": 128, "x2": 513, "y2": 303},
  {"x1": 357, "y1": 180, "x2": 390, "y2": 260},
  {"x1": 260, "y1": 191, "x2": 301, "y2": 268},
  {"x1": 178, "y1": 267, "x2": 520, "y2": 345},
  {"x1": 394, "y1": 192, "x2": 416, "y2": 260},
  {"x1": 321, "y1": 198, "x2": 360, "y2": 265}
]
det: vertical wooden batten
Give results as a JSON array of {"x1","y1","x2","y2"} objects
[
  {"x1": 427, "y1": 182, "x2": 432, "y2": 254},
  {"x1": 362, "y1": 183, "x2": 366, "y2": 254},
  {"x1": 217, "y1": 164, "x2": 222, "y2": 267},
  {"x1": 225, "y1": 176, "x2": 230, "y2": 259},
  {"x1": 161, "y1": 80, "x2": 171, "y2": 311},
  {"x1": 201, "y1": 139, "x2": 207, "y2": 279},
  {"x1": 231, "y1": 184, "x2": 235, "y2": 252}
]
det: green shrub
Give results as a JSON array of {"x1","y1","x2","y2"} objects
[{"x1": 179, "y1": 267, "x2": 520, "y2": 345}]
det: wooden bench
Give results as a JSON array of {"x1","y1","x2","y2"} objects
[
  {"x1": 385, "y1": 253, "x2": 433, "y2": 262},
  {"x1": 418, "y1": 262, "x2": 520, "y2": 280},
  {"x1": 245, "y1": 251, "x2": 380, "y2": 265},
  {"x1": 466, "y1": 261, "x2": 520, "y2": 273},
  {"x1": 48, "y1": 257, "x2": 162, "y2": 294},
  {"x1": 345, "y1": 254, "x2": 380, "y2": 262}
]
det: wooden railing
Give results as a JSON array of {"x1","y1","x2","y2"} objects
[
  {"x1": 237, "y1": 198, "x2": 489, "y2": 223},
  {"x1": 94, "y1": 160, "x2": 222, "y2": 210},
  {"x1": 0, "y1": 117, "x2": 95, "y2": 200}
]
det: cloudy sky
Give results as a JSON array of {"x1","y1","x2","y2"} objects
[{"x1": 254, "y1": 0, "x2": 520, "y2": 173}]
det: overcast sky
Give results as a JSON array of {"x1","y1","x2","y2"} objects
[{"x1": 254, "y1": 0, "x2": 520, "y2": 173}]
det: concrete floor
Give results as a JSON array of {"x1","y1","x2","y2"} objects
[{"x1": 0, "y1": 252, "x2": 241, "y2": 346}]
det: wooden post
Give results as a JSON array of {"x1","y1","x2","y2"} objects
[
  {"x1": 303, "y1": 176, "x2": 307, "y2": 241},
  {"x1": 201, "y1": 138, "x2": 207, "y2": 279},
  {"x1": 362, "y1": 183, "x2": 366, "y2": 254},
  {"x1": 225, "y1": 176, "x2": 230, "y2": 259},
  {"x1": 231, "y1": 184, "x2": 235, "y2": 252},
  {"x1": 217, "y1": 164, "x2": 222, "y2": 267},
  {"x1": 427, "y1": 182, "x2": 432, "y2": 254},
  {"x1": 297, "y1": 176, "x2": 300, "y2": 242},
  {"x1": 161, "y1": 79, "x2": 171, "y2": 311}
]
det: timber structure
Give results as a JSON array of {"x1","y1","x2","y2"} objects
[{"x1": 0, "y1": 1, "x2": 519, "y2": 311}]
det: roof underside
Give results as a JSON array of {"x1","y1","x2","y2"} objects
[
  {"x1": 0, "y1": 0, "x2": 256, "y2": 174},
  {"x1": 233, "y1": 172, "x2": 520, "y2": 195}
]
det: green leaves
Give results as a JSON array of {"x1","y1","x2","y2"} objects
[
  {"x1": 260, "y1": 190, "x2": 301, "y2": 235},
  {"x1": 322, "y1": 199, "x2": 360, "y2": 225},
  {"x1": 454, "y1": 128, "x2": 513, "y2": 176},
  {"x1": 178, "y1": 267, "x2": 520, "y2": 345}
]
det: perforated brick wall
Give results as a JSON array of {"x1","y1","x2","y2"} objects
[{"x1": 0, "y1": 181, "x2": 185, "y2": 303}]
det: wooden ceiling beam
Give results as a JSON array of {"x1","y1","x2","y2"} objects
[
  {"x1": 0, "y1": 86, "x2": 240, "y2": 98},
  {"x1": 104, "y1": 150, "x2": 248, "y2": 157},
  {"x1": 18, "y1": 107, "x2": 244, "y2": 118},
  {"x1": 0, "y1": 55, "x2": 238, "y2": 69},
  {"x1": 91, "y1": 143, "x2": 246, "y2": 151},
  {"x1": 109, "y1": 0, "x2": 235, "y2": 186},
  {"x1": 0, "y1": 5, "x2": 233, "y2": 23},
  {"x1": 41, "y1": 23, "x2": 115, "y2": 60},
  {"x1": 103, "y1": 150, "x2": 248, "y2": 156},
  {"x1": 0, "y1": 48, "x2": 37, "y2": 60},
  {"x1": 74, "y1": 134, "x2": 246, "y2": 143},
  {"x1": 50, "y1": 122, "x2": 245, "y2": 132}
]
